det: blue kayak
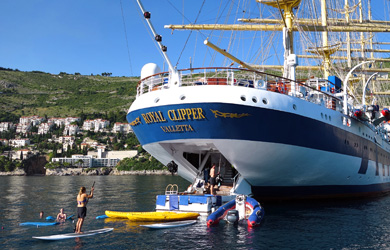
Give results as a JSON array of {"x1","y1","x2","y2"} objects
[
  {"x1": 20, "y1": 222, "x2": 59, "y2": 226},
  {"x1": 96, "y1": 215, "x2": 109, "y2": 219}
]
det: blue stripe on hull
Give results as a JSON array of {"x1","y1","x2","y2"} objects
[
  {"x1": 128, "y1": 102, "x2": 389, "y2": 165},
  {"x1": 252, "y1": 183, "x2": 390, "y2": 201}
]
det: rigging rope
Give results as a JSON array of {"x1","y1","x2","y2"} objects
[
  {"x1": 120, "y1": 0, "x2": 133, "y2": 76},
  {"x1": 166, "y1": 0, "x2": 207, "y2": 68}
]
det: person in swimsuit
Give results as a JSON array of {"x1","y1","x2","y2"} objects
[
  {"x1": 56, "y1": 208, "x2": 67, "y2": 222},
  {"x1": 75, "y1": 186, "x2": 94, "y2": 233}
]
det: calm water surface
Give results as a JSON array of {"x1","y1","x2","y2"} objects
[{"x1": 1, "y1": 175, "x2": 390, "y2": 249}]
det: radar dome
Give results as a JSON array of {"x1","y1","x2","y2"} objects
[{"x1": 141, "y1": 63, "x2": 161, "y2": 79}]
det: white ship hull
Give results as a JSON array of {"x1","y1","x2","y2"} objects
[{"x1": 128, "y1": 79, "x2": 390, "y2": 200}]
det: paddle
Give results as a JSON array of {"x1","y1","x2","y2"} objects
[{"x1": 86, "y1": 181, "x2": 95, "y2": 205}]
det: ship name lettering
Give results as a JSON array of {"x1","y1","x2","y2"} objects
[
  {"x1": 141, "y1": 111, "x2": 167, "y2": 124},
  {"x1": 160, "y1": 124, "x2": 194, "y2": 133},
  {"x1": 167, "y1": 108, "x2": 205, "y2": 121}
]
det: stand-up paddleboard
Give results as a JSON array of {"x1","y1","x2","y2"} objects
[
  {"x1": 32, "y1": 228, "x2": 114, "y2": 240},
  {"x1": 20, "y1": 222, "x2": 59, "y2": 226},
  {"x1": 140, "y1": 220, "x2": 197, "y2": 229}
]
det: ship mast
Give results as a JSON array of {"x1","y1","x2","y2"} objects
[
  {"x1": 136, "y1": 0, "x2": 181, "y2": 86},
  {"x1": 164, "y1": 0, "x2": 390, "y2": 79}
]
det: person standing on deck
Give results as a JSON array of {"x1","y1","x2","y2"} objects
[
  {"x1": 210, "y1": 163, "x2": 217, "y2": 195},
  {"x1": 75, "y1": 186, "x2": 94, "y2": 233}
]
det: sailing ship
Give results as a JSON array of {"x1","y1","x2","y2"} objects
[{"x1": 127, "y1": 0, "x2": 390, "y2": 200}]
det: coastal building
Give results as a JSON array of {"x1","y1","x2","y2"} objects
[
  {"x1": 112, "y1": 122, "x2": 132, "y2": 134},
  {"x1": 57, "y1": 136, "x2": 75, "y2": 151},
  {"x1": 1, "y1": 149, "x2": 31, "y2": 160},
  {"x1": 80, "y1": 142, "x2": 89, "y2": 150},
  {"x1": 65, "y1": 117, "x2": 81, "y2": 126},
  {"x1": 52, "y1": 155, "x2": 92, "y2": 168},
  {"x1": 38, "y1": 122, "x2": 53, "y2": 134},
  {"x1": 82, "y1": 119, "x2": 110, "y2": 133},
  {"x1": 16, "y1": 124, "x2": 31, "y2": 134},
  {"x1": 19, "y1": 115, "x2": 44, "y2": 126},
  {"x1": 18, "y1": 149, "x2": 32, "y2": 160},
  {"x1": 0, "y1": 122, "x2": 15, "y2": 132},
  {"x1": 52, "y1": 154, "x2": 120, "y2": 168},
  {"x1": 9, "y1": 138, "x2": 30, "y2": 148},
  {"x1": 82, "y1": 120, "x2": 94, "y2": 131},
  {"x1": 87, "y1": 149, "x2": 137, "y2": 160},
  {"x1": 48, "y1": 117, "x2": 66, "y2": 127},
  {"x1": 47, "y1": 117, "x2": 80, "y2": 128},
  {"x1": 63, "y1": 124, "x2": 79, "y2": 136},
  {"x1": 94, "y1": 119, "x2": 110, "y2": 133}
]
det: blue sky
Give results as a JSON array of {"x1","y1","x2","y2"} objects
[
  {"x1": 0, "y1": 0, "x2": 233, "y2": 77},
  {"x1": 0, "y1": 1, "x2": 388, "y2": 77}
]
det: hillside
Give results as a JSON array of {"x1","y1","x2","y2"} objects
[{"x1": 0, "y1": 69, "x2": 139, "y2": 118}]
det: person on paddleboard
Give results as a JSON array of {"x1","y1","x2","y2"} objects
[
  {"x1": 75, "y1": 186, "x2": 94, "y2": 233},
  {"x1": 56, "y1": 208, "x2": 67, "y2": 222}
]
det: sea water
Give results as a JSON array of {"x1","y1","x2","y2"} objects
[{"x1": 1, "y1": 175, "x2": 390, "y2": 249}]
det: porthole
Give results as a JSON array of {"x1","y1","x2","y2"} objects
[
  {"x1": 293, "y1": 104, "x2": 297, "y2": 110},
  {"x1": 262, "y1": 98, "x2": 268, "y2": 104},
  {"x1": 180, "y1": 95, "x2": 186, "y2": 100},
  {"x1": 241, "y1": 95, "x2": 246, "y2": 101},
  {"x1": 325, "y1": 114, "x2": 328, "y2": 120},
  {"x1": 154, "y1": 98, "x2": 160, "y2": 103},
  {"x1": 321, "y1": 113, "x2": 324, "y2": 118},
  {"x1": 252, "y1": 97, "x2": 258, "y2": 103},
  {"x1": 329, "y1": 116, "x2": 332, "y2": 121}
]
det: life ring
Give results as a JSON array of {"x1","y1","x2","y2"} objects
[{"x1": 277, "y1": 83, "x2": 286, "y2": 94}]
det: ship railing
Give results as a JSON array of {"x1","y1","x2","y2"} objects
[{"x1": 136, "y1": 67, "x2": 344, "y2": 112}]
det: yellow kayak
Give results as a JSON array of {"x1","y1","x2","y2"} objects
[
  {"x1": 105, "y1": 210, "x2": 199, "y2": 221},
  {"x1": 105, "y1": 210, "x2": 131, "y2": 219}
]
